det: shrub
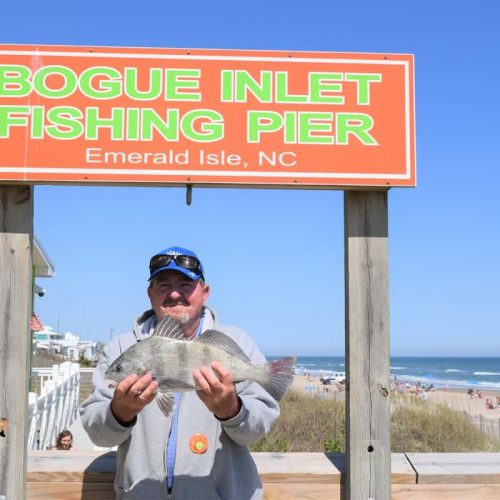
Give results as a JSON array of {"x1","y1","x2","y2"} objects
[
  {"x1": 250, "y1": 391, "x2": 500, "y2": 453},
  {"x1": 250, "y1": 390, "x2": 345, "y2": 452},
  {"x1": 391, "y1": 395, "x2": 500, "y2": 452}
]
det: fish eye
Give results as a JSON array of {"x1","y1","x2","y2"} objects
[{"x1": 115, "y1": 364, "x2": 122, "y2": 373}]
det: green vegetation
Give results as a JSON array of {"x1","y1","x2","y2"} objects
[
  {"x1": 250, "y1": 391, "x2": 500, "y2": 453},
  {"x1": 391, "y1": 395, "x2": 500, "y2": 452},
  {"x1": 251, "y1": 390, "x2": 344, "y2": 452},
  {"x1": 78, "y1": 356, "x2": 95, "y2": 367}
]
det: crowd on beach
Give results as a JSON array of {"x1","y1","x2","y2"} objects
[
  {"x1": 390, "y1": 380, "x2": 436, "y2": 401},
  {"x1": 467, "y1": 389, "x2": 500, "y2": 410},
  {"x1": 390, "y1": 379, "x2": 500, "y2": 411},
  {"x1": 295, "y1": 373, "x2": 500, "y2": 415},
  {"x1": 485, "y1": 397, "x2": 500, "y2": 410}
]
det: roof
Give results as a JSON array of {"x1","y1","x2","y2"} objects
[
  {"x1": 30, "y1": 313, "x2": 45, "y2": 331},
  {"x1": 33, "y1": 237, "x2": 55, "y2": 278}
]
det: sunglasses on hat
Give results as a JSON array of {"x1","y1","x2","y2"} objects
[{"x1": 149, "y1": 254, "x2": 204, "y2": 279}]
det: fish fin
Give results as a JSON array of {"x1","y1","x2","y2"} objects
[
  {"x1": 156, "y1": 392, "x2": 176, "y2": 417},
  {"x1": 260, "y1": 356, "x2": 296, "y2": 401},
  {"x1": 195, "y1": 329, "x2": 251, "y2": 362},
  {"x1": 152, "y1": 315, "x2": 186, "y2": 340}
]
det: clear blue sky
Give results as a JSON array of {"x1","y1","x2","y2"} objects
[{"x1": 4, "y1": 1, "x2": 500, "y2": 356}]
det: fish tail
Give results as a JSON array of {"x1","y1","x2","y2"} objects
[{"x1": 260, "y1": 356, "x2": 296, "y2": 401}]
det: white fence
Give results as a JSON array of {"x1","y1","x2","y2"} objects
[
  {"x1": 28, "y1": 362, "x2": 80, "y2": 450},
  {"x1": 461, "y1": 412, "x2": 500, "y2": 442}
]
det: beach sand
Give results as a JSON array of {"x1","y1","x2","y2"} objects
[
  {"x1": 427, "y1": 389, "x2": 500, "y2": 419},
  {"x1": 292, "y1": 374, "x2": 500, "y2": 420}
]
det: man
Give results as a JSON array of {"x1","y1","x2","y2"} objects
[{"x1": 81, "y1": 246, "x2": 280, "y2": 499}]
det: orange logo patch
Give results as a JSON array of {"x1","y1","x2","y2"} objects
[{"x1": 189, "y1": 433, "x2": 208, "y2": 454}]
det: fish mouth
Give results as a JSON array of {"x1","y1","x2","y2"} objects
[{"x1": 105, "y1": 378, "x2": 118, "y2": 389}]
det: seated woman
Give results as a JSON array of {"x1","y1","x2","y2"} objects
[{"x1": 55, "y1": 430, "x2": 74, "y2": 450}]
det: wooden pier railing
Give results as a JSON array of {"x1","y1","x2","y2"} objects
[{"x1": 27, "y1": 451, "x2": 500, "y2": 499}]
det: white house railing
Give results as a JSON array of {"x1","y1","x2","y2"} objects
[{"x1": 28, "y1": 362, "x2": 80, "y2": 450}]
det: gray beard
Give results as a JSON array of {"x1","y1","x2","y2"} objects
[
  {"x1": 177, "y1": 313, "x2": 190, "y2": 324},
  {"x1": 168, "y1": 311, "x2": 190, "y2": 325}
]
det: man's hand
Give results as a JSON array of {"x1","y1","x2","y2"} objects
[
  {"x1": 110, "y1": 373, "x2": 158, "y2": 426},
  {"x1": 193, "y1": 361, "x2": 241, "y2": 420}
]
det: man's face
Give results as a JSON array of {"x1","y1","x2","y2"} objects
[{"x1": 147, "y1": 270, "x2": 210, "y2": 329}]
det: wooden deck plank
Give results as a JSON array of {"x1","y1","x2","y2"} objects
[
  {"x1": 391, "y1": 483, "x2": 500, "y2": 499},
  {"x1": 27, "y1": 482, "x2": 114, "y2": 499},
  {"x1": 407, "y1": 452, "x2": 500, "y2": 484},
  {"x1": 27, "y1": 482, "x2": 500, "y2": 500},
  {"x1": 263, "y1": 483, "x2": 341, "y2": 499},
  {"x1": 255, "y1": 452, "x2": 341, "y2": 483},
  {"x1": 28, "y1": 451, "x2": 416, "y2": 484},
  {"x1": 392, "y1": 453, "x2": 417, "y2": 484},
  {"x1": 28, "y1": 450, "x2": 115, "y2": 482},
  {"x1": 322, "y1": 453, "x2": 416, "y2": 484},
  {"x1": 27, "y1": 450, "x2": 500, "y2": 499}
]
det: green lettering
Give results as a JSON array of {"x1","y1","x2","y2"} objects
[
  {"x1": 141, "y1": 109, "x2": 179, "y2": 141},
  {"x1": 284, "y1": 112, "x2": 296, "y2": 143},
  {"x1": 247, "y1": 111, "x2": 283, "y2": 143},
  {"x1": 86, "y1": 107, "x2": 125, "y2": 140},
  {"x1": 345, "y1": 73, "x2": 382, "y2": 104},
  {"x1": 125, "y1": 67, "x2": 162, "y2": 100},
  {"x1": 127, "y1": 108, "x2": 140, "y2": 140},
  {"x1": 46, "y1": 106, "x2": 84, "y2": 139},
  {"x1": 181, "y1": 110, "x2": 223, "y2": 142},
  {"x1": 33, "y1": 66, "x2": 77, "y2": 98},
  {"x1": 275, "y1": 72, "x2": 307, "y2": 103},
  {"x1": 299, "y1": 112, "x2": 334, "y2": 144},
  {"x1": 336, "y1": 113, "x2": 377, "y2": 145},
  {"x1": 31, "y1": 106, "x2": 45, "y2": 138},
  {"x1": 220, "y1": 70, "x2": 233, "y2": 102},
  {"x1": 0, "y1": 65, "x2": 31, "y2": 97},
  {"x1": 0, "y1": 105, "x2": 30, "y2": 137},
  {"x1": 309, "y1": 73, "x2": 344, "y2": 104},
  {"x1": 165, "y1": 69, "x2": 201, "y2": 101},
  {"x1": 234, "y1": 70, "x2": 272, "y2": 103},
  {"x1": 79, "y1": 67, "x2": 122, "y2": 99}
]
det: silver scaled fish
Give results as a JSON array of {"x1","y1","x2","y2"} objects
[{"x1": 104, "y1": 315, "x2": 296, "y2": 417}]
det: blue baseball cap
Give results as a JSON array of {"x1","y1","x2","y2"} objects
[{"x1": 148, "y1": 246, "x2": 205, "y2": 282}]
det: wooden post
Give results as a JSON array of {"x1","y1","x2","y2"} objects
[
  {"x1": 0, "y1": 185, "x2": 34, "y2": 499},
  {"x1": 344, "y1": 190, "x2": 390, "y2": 500}
]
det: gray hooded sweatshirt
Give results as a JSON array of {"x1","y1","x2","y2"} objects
[{"x1": 80, "y1": 307, "x2": 280, "y2": 499}]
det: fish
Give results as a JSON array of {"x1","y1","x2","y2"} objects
[{"x1": 104, "y1": 315, "x2": 296, "y2": 417}]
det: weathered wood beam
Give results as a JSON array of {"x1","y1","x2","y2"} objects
[
  {"x1": 0, "y1": 184, "x2": 34, "y2": 500},
  {"x1": 344, "y1": 190, "x2": 390, "y2": 500}
]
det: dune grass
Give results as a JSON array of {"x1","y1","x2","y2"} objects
[
  {"x1": 250, "y1": 390, "x2": 345, "y2": 452},
  {"x1": 391, "y1": 394, "x2": 500, "y2": 452},
  {"x1": 250, "y1": 390, "x2": 500, "y2": 453}
]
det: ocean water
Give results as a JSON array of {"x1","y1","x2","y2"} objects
[{"x1": 269, "y1": 356, "x2": 500, "y2": 390}]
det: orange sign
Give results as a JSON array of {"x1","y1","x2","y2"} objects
[{"x1": 0, "y1": 45, "x2": 415, "y2": 188}]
